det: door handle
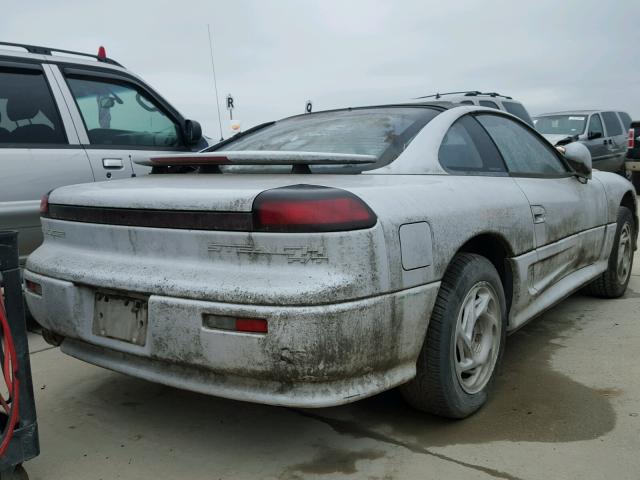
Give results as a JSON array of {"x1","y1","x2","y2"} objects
[
  {"x1": 102, "y1": 158, "x2": 124, "y2": 169},
  {"x1": 531, "y1": 205, "x2": 546, "y2": 224}
]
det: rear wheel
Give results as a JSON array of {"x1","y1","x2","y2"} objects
[
  {"x1": 400, "y1": 253, "x2": 506, "y2": 418},
  {"x1": 585, "y1": 206, "x2": 634, "y2": 298}
]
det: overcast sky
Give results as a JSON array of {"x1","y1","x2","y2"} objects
[{"x1": 3, "y1": 0, "x2": 640, "y2": 139}]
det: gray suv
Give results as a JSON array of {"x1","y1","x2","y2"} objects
[
  {"x1": 0, "y1": 42, "x2": 208, "y2": 264},
  {"x1": 534, "y1": 110, "x2": 632, "y2": 174}
]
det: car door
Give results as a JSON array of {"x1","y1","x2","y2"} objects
[
  {"x1": 0, "y1": 60, "x2": 94, "y2": 263},
  {"x1": 601, "y1": 111, "x2": 626, "y2": 172},
  {"x1": 583, "y1": 113, "x2": 609, "y2": 167},
  {"x1": 476, "y1": 113, "x2": 607, "y2": 296},
  {"x1": 51, "y1": 66, "x2": 190, "y2": 180}
]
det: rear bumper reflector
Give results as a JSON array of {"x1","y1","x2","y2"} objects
[{"x1": 45, "y1": 204, "x2": 253, "y2": 231}]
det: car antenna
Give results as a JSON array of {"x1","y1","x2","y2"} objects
[{"x1": 207, "y1": 23, "x2": 225, "y2": 142}]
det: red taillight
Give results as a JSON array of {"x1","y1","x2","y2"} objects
[
  {"x1": 629, "y1": 128, "x2": 635, "y2": 149},
  {"x1": 39, "y1": 194, "x2": 49, "y2": 215},
  {"x1": 235, "y1": 318, "x2": 268, "y2": 333},
  {"x1": 97, "y1": 46, "x2": 107, "y2": 60},
  {"x1": 253, "y1": 185, "x2": 376, "y2": 232},
  {"x1": 25, "y1": 280, "x2": 42, "y2": 296}
]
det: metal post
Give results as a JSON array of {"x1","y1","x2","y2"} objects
[{"x1": 0, "y1": 231, "x2": 39, "y2": 474}]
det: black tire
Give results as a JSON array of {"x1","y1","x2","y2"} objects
[
  {"x1": 632, "y1": 172, "x2": 640, "y2": 195},
  {"x1": 400, "y1": 253, "x2": 507, "y2": 419},
  {"x1": 585, "y1": 206, "x2": 635, "y2": 298}
]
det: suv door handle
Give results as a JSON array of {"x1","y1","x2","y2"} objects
[
  {"x1": 102, "y1": 158, "x2": 123, "y2": 169},
  {"x1": 531, "y1": 205, "x2": 546, "y2": 224}
]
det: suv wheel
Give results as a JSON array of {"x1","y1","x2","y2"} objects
[{"x1": 400, "y1": 253, "x2": 506, "y2": 418}]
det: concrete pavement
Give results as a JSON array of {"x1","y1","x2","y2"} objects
[{"x1": 21, "y1": 254, "x2": 640, "y2": 480}]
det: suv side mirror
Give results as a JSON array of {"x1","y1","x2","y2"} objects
[
  {"x1": 560, "y1": 142, "x2": 592, "y2": 180},
  {"x1": 183, "y1": 120, "x2": 203, "y2": 146},
  {"x1": 588, "y1": 131, "x2": 602, "y2": 140}
]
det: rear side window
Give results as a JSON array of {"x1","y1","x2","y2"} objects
[
  {"x1": 216, "y1": 107, "x2": 440, "y2": 173},
  {"x1": 618, "y1": 112, "x2": 632, "y2": 130},
  {"x1": 477, "y1": 114, "x2": 568, "y2": 176},
  {"x1": 459, "y1": 100, "x2": 474, "y2": 105},
  {"x1": 479, "y1": 100, "x2": 499, "y2": 109},
  {"x1": 502, "y1": 102, "x2": 534, "y2": 127},
  {"x1": 0, "y1": 68, "x2": 67, "y2": 145},
  {"x1": 439, "y1": 115, "x2": 506, "y2": 174},
  {"x1": 66, "y1": 76, "x2": 182, "y2": 148},
  {"x1": 601, "y1": 111, "x2": 623, "y2": 136}
]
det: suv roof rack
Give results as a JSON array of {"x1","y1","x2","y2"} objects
[
  {"x1": 415, "y1": 91, "x2": 513, "y2": 100},
  {"x1": 0, "y1": 41, "x2": 123, "y2": 67}
]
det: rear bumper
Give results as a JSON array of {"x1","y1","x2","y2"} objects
[{"x1": 25, "y1": 270, "x2": 440, "y2": 407}]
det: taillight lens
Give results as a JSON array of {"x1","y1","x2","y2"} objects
[
  {"x1": 629, "y1": 128, "x2": 635, "y2": 149},
  {"x1": 253, "y1": 185, "x2": 377, "y2": 232},
  {"x1": 40, "y1": 194, "x2": 49, "y2": 215}
]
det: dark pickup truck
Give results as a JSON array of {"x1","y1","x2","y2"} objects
[{"x1": 626, "y1": 120, "x2": 640, "y2": 193}]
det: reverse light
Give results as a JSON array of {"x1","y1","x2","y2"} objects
[
  {"x1": 629, "y1": 128, "x2": 635, "y2": 149},
  {"x1": 202, "y1": 314, "x2": 268, "y2": 334},
  {"x1": 252, "y1": 185, "x2": 377, "y2": 232},
  {"x1": 39, "y1": 194, "x2": 49, "y2": 215}
]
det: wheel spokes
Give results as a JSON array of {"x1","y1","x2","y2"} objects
[{"x1": 454, "y1": 283, "x2": 502, "y2": 394}]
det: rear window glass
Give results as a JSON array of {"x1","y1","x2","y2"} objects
[
  {"x1": 601, "y1": 111, "x2": 623, "y2": 136},
  {"x1": 618, "y1": 112, "x2": 632, "y2": 130},
  {"x1": 214, "y1": 107, "x2": 440, "y2": 173},
  {"x1": 502, "y1": 102, "x2": 534, "y2": 127},
  {"x1": 479, "y1": 100, "x2": 499, "y2": 109}
]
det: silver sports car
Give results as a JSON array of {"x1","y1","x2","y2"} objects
[{"x1": 25, "y1": 103, "x2": 637, "y2": 418}]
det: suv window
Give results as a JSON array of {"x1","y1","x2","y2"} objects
[
  {"x1": 479, "y1": 100, "x2": 499, "y2": 109},
  {"x1": 0, "y1": 68, "x2": 67, "y2": 145},
  {"x1": 459, "y1": 100, "x2": 474, "y2": 105},
  {"x1": 66, "y1": 76, "x2": 181, "y2": 148},
  {"x1": 588, "y1": 114, "x2": 604, "y2": 137},
  {"x1": 502, "y1": 101, "x2": 534, "y2": 127},
  {"x1": 439, "y1": 115, "x2": 506, "y2": 174},
  {"x1": 601, "y1": 111, "x2": 623, "y2": 136},
  {"x1": 476, "y1": 114, "x2": 568, "y2": 175},
  {"x1": 618, "y1": 112, "x2": 632, "y2": 130}
]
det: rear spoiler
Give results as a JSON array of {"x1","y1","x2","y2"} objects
[{"x1": 136, "y1": 151, "x2": 377, "y2": 167}]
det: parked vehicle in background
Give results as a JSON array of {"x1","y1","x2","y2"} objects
[
  {"x1": 25, "y1": 102, "x2": 637, "y2": 419},
  {"x1": 625, "y1": 120, "x2": 640, "y2": 193},
  {"x1": 414, "y1": 91, "x2": 535, "y2": 126},
  {"x1": 534, "y1": 110, "x2": 632, "y2": 176},
  {"x1": 0, "y1": 42, "x2": 208, "y2": 264}
]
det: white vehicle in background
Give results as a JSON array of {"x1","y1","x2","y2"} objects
[
  {"x1": 414, "y1": 91, "x2": 535, "y2": 126},
  {"x1": 25, "y1": 103, "x2": 637, "y2": 418},
  {"x1": 534, "y1": 110, "x2": 632, "y2": 176},
  {"x1": 0, "y1": 41, "x2": 208, "y2": 264}
]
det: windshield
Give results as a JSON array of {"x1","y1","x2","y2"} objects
[
  {"x1": 533, "y1": 114, "x2": 587, "y2": 136},
  {"x1": 211, "y1": 107, "x2": 440, "y2": 173}
]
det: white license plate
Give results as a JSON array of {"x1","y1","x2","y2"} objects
[{"x1": 93, "y1": 291, "x2": 148, "y2": 346}]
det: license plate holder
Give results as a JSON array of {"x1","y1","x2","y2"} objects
[{"x1": 93, "y1": 290, "x2": 148, "y2": 346}]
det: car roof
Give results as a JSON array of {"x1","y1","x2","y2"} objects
[
  {"x1": 535, "y1": 110, "x2": 599, "y2": 117},
  {"x1": 0, "y1": 42, "x2": 128, "y2": 74}
]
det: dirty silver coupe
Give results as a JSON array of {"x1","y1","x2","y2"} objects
[{"x1": 25, "y1": 103, "x2": 637, "y2": 418}]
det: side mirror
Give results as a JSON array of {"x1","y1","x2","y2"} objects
[
  {"x1": 588, "y1": 131, "x2": 602, "y2": 140},
  {"x1": 559, "y1": 142, "x2": 592, "y2": 180},
  {"x1": 183, "y1": 120, "x2": 203, "y2": 146}
]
